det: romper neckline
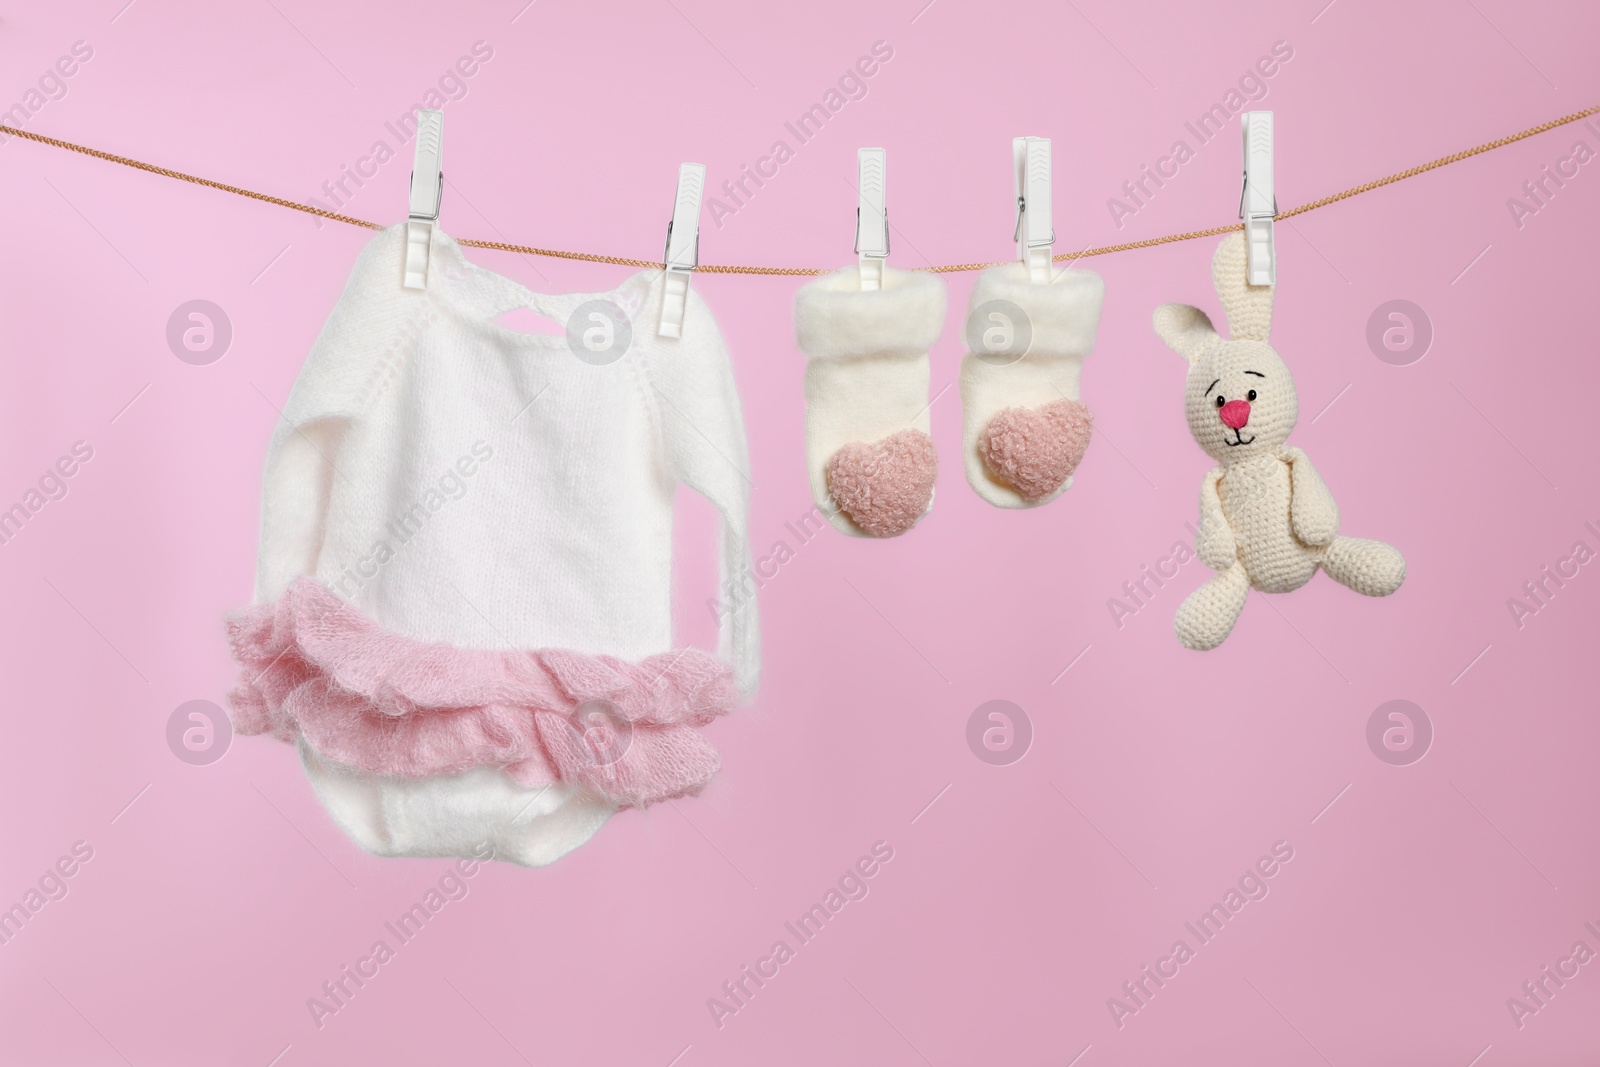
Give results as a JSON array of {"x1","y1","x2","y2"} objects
[{"x1": 419, "y1": 224, "x2": 666, "y2": 351}]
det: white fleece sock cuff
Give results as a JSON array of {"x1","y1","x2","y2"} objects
[
  {"x1": 969, "y1": 262, "x2": 1104, "y2": 357},
  {"x1": 796, "y1": 264, "x2": 946, "y2": 358}
]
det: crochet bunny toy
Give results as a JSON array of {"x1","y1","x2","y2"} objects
[{"x1": 1152, "y1": 232, "x2": 1406, "y2": 650}]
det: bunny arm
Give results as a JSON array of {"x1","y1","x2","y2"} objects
[
  {"x1": 1195, "y1": 466, "x2": 1237, "y2": 570},
  {"x1": 1282, "y1": 446, "x2": 1339, "y2": 546}
]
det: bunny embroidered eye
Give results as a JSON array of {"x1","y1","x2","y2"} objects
[
  {"x1": 1247, "y1": 389, "x2": 1257, "y2": 401},
  {"x1": 1215, "y1": 395, "x2": 1227, "y2": 408}
]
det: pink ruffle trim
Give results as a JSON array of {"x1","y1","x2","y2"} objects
[{"x1": 224, "y1": 578, "x2": 738, "y2": 808}]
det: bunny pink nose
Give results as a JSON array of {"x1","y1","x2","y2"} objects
[{"x1": 1218, "y1": 399, "x2": 1251, "y2": 429}]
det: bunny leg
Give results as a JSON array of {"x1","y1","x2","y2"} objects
[
  {"x1": 1174, "y1": 563, "x2": 1251, "y2": 650},
  {"x1": 1320, "y1": 536, "x2": 1406, "y2": 597}
]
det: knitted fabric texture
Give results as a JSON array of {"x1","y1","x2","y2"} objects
[
  {"x1": 960, "y1": 263, "x2": 1103, "y2": 508},
  {"x1": 228, "y1": 223, "x2": 758, "y2": 865},
  {"x1": 1153, "y1": 232, "x2": 1405, "y2": 651},
  {"x1": 796, "y1": 264, "x2": 946, "y2": 538},
  {"x1": 228, "y1": 578, "x2": 738, "y2": 808},
  {"x1": 297, "y1": 742, "x2": 616, "y2": 867}
]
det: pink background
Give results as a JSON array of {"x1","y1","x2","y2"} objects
[{"x1": 2, "y1": 1, "x2": 1598, "y2": 1064}]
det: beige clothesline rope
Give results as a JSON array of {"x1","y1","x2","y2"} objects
[{"x1": 3, "y1": 103, "x2": 1597, "y2": 276}]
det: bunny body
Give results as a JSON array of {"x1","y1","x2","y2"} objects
[
  {"x1": 1216, "y1": 453, "x2": 1316, "y2": 588},
  {"x1": 1154, "y1": 234, "x2": 1405, "y2": 650}
]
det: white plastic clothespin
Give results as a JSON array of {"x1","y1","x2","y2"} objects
[
  {"x1": 403, "y1": 109, "x2": 444, "y2": 291},
  {"x1": 1013, "y1": 136, "x2": 1054, "y2": 284},
  {"x1": 855, "y1": 147, "x2": 889, "y2": 291},
  {"x1": 1239, "y1": 110, "x2": 1276, "y2": 287},
  {"x1": 658, "y1": 162, "x2": 705, "y2": 339}
]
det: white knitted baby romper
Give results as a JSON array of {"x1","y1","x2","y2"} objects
[
  {"x1": 795, "y1": 265, "x2": 946, "y2": 537},
  {"x1": 959, "y1": 264, "x2": 1104, "y2": 507},
  {"x1": 226, "y1": 224, "x2": 759, "y2": 866}
]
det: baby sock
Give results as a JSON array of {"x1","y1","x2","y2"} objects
[
  {"x1": 959, "y1": 264, "x2": 1104, "y2": 508},
  {"x1": 795, "y1": 265, "x2": 947, "y2": 538}
]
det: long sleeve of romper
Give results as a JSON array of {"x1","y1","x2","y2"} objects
[{"x1": 643, "y1": 281, "x2": 760, "y2": 699}]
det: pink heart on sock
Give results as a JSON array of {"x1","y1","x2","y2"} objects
[
  {"x1": 826, "y1": 429, "x2": 937, "y2": 538},
  {"x1": 978, "y1": 398, "x2": 1093, "y2": 502}
]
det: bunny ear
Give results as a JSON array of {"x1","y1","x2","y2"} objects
[
  {"x1": 1212, "y1": 230, "x2": 1273, "y2": 341},
  {"x1": 1153, "y1": 303, "x2": 1219, "y2": 365}
]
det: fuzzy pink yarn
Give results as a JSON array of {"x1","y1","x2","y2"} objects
[
  {"x1": 978, "y1": 398, "x2": 1093, "y2": 502},
  {"x1": 225, "y1": 578, "x2": 738, "y2": 809},
  {"x1": 825, "y1": 429, "x2": 937, "y2": 538}
]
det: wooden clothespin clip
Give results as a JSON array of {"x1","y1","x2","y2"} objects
[
  {"x1": 855, "y1": 147, "x2": 889, "y2": 291},
  {"x1": 1013, "y1": 136, "x2": 1053, "y2": 284},
  {"x1": 402, "y1": 109, "x2": 444, "y2": 291},
  {"x1": 1239, "y1": 111, "x2": 1276, "y2": 286},
  {"x1": 658, "y1": 162, "x2": 705, "y2": 339}
]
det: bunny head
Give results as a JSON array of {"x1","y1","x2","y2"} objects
[{"x1": 1153, "y1": 232, "x2": 1298, "y2": 465}]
